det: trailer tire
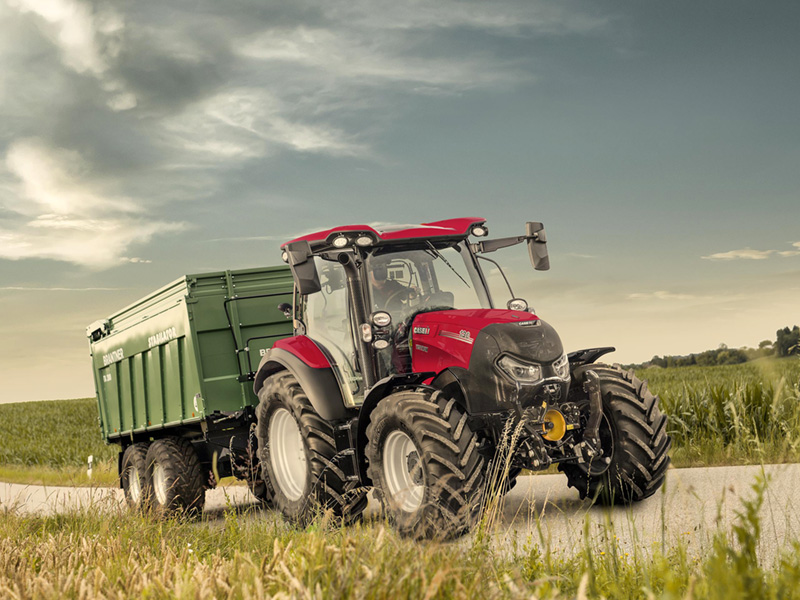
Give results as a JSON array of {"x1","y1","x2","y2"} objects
[
  {"x1": 365, "y1": 389, "x2": 485, "y2": 540},
  {"x1": 121, "y1": 442, "x2": 151, "y2": 511},
  {"x1": 559, "y1": 364, "x2": 671, "y2": 505},
  {"x1": 145, "y1": 437, "x2": 205, "y2": 517},
  {"x1": 256, "y1": 371, "x2": 367, "y2": 526}
]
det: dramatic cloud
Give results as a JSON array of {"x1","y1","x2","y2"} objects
[
  {"x1": 6, "y1": 0, "x2": 135, "y2": 111},
  {"x1": 0, "y1": 139, "x2": 184, "y2": 268},
  {"x1": 0, "y1": 0, "x2": 608, "y2": 270}
]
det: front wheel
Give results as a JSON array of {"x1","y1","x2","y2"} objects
[
  {"x1": 559, "y1": 364, "x2": 671, "y2": 504},
  {"x1": 366, "y1": 389, "x2": 486, "y2": 540}
]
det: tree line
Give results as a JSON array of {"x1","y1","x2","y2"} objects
[{"x1": 635, "y1": 325, "x2": 800, "y2": 369}]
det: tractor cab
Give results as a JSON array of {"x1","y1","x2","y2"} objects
[{"x1": 279, "y1": 218, "x2": 548, "y2": 403}]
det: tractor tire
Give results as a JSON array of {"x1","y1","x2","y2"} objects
[
  {"x1": 247, "y1": 478, "x2": 272, "y2": 504},
  {"x1": 121, "y1": 442, "x2": 150, "y2": 511},
  {"x1": 365, "y1": 389, "x2": 485, "y2": 540},
  {"x1": 559, "y1": 364, "x2": 671, "y2": 505},
  {"x1": 255, "y1": 372, "x2": 367, "y2": 526},
  {"x1": 246, "y1": 426, "x2": 273, "y2": 505},
  {"x1": 145, "y1": 437, "x2": 205, "y2": 517}
]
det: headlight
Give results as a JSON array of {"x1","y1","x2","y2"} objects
[
  {"x1": 497, "y1": 355, "x2": 542, "y2": 383},
  {"x1": 507, "y1": 298, "x2": 529, "y2": 312},
  {"x1": 553, "y1": 352, "x2": 570, "y2": 380}
]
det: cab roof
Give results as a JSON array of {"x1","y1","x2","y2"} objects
[{"x1": 282, "y1": 217, "x2": 486, "y2": 249}]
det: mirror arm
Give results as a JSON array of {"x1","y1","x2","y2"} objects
[{"x1": 471, "y1": 235, "x2": 528, "y2": 254}]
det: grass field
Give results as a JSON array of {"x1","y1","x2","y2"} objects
[
  {"x1": 0, "y1": 398, "x2": 117, "y2": 486},
  {"x1": 1, "y1": 474, "x2": 799, "y2": 598},
  {"x1": 1, "y1": 357, "x2": 798, "y2": 487},
  {"x1": 638, "y1": 357, "x2": 800, "y2": 467}
]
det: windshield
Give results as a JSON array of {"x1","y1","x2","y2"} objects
[{"x1": 364, "y1": 241, "x2": 490, "y2": 323}]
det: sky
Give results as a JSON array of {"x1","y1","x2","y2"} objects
[{"x1": 0, "y1": 0, "x2": 798, "y2": 402}]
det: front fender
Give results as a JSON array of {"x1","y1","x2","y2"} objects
[{"x1": 567, "y1": 347, "x2": 615, "y2": 367}]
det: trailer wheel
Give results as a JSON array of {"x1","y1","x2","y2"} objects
[
  {"x1": 145, "y1": 437, "x2": 205, "y2": 516},
  {"x1": 256, "y1": 372, "x2": 367, "y2": 526},
  {"x1": 559, "y1": 364, "x2": 671, "y2": 504},
  {"x1": 365, "y1": 389, "x2": 486, "y2": 540},
  {"x1": 121, "y1": 442, "x2": 150, "y2": 511}
]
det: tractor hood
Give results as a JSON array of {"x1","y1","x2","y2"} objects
[
  {"x1": 409, "y1": 309, "x2": 564, "y2": 373},
  {"x1": 409, "y1": 308, "x2": 568, "y2": 414}
]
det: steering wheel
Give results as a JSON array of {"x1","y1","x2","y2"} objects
[{"x1": 384, "y1": 286, "x2": 418, "y2": 311}]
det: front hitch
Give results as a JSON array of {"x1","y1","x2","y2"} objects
[{"x1": 582, "y1": 370, "x2": 603, "y2": 458}]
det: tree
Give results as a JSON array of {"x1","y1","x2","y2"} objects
[{"x1": 776, "y1": 326, "x2": 800, "y2": 357}]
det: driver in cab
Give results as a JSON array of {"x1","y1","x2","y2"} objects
[{"x1": 368, "y1": 260, "x2": 415, "y2": 313}]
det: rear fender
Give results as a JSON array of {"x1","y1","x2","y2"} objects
[{"x1": 253, "y1": 345, "x2": 349, "y2": 422}]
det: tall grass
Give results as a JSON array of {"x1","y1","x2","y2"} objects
[
  {"x1": 1, "y1": 474, "x2": 800, "y2": 598},
  {"x1": 639, "y1": 358, "x2": 800, "y2": 466}
]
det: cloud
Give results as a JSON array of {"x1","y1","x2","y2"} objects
[
  {"x1": 702, "y1": 248, "x2": 775, "y2": 261},
  {"x1": 6, "y1": 0, "x2": 135, "y2": 111},
  {"x1": 0, "y1": 139, "x2": 184, "y2": 268},
  {"x1": 121, "y1": 257, "x2": 152, "y2": 264},
  {"x1": 164, "y1": 89, "x2": 364, "y2": 160},
  {"x1": 628, "y1": 290, "x2": 702, "y2": 301},
  {"x1": 703, "y1": 242, "x2": 800, "y2": 261}
]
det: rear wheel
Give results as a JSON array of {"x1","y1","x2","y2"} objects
[
  {"x1": 121, "y1": 442, "x2": 150, "y2": 511},
  {"x1": 145, "y1": 437, "x2": 205, "y2": 516},
  {"x1": 366, "y1": 389, "x2": 485, "y2": 540},
  {"x1": 255, "y1": 372, "x2": 367, "y2": 526},
  {"x1": 559, "y1": 364, "x2": 671, "y2": 504}
]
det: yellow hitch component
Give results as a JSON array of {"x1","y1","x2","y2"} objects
[{"x1": 542, "y1": 409, "x2": 567, "y2": 441}]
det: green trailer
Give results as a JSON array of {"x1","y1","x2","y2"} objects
[{"x1": 87, "y1": 266, "x2": 294, "y2": 513}]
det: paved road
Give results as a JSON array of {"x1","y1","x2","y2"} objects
[{"x1": 2, "y1": 464, "x2": 798, "y2": 562}]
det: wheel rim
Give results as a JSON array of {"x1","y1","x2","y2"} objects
[
  {"x1": 382, "y1": 430, "x2": 425, "y2": 512},
  {"x1": 153, "y1": 463, "x2": 168, "y2": 506},
  {"x1": 269, "y1": 407, "x2": 307, "y2": 502},
  {"x1": 128, "y1": 466, "x2": 142, "y2": 504}
]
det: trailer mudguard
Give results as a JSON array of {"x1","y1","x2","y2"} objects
[{"x1": 253, "y1": 342, "x2": 349, "y2": 422}]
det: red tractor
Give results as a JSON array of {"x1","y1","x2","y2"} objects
[{"x1": 253, "y1": 218, "x2": 670, "y2": 538}]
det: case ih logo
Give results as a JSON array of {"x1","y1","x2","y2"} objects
[
  {"x1": 517, "y1": 320, "x2": 540, "y2": 327},
  {"x1": 413, "y1": 326, "x2": 430, "y2": 335}
]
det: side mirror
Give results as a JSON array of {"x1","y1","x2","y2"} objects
[
  {"x1": 285, "y1": 241, "x2": 321, "y2": 295},
  {"x1": 277, "y1": 302, "x2": 292, "y2": 319},
  {"x1": 526, "y1": 222, "x2": 549, "y2": 271}
]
